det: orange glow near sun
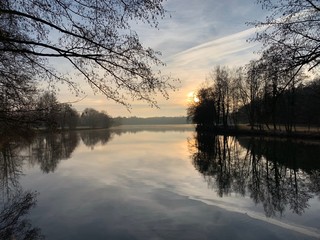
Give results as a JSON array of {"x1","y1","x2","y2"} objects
[{"x1": 187, "y1": 91, "x2": 200, "y2": 103}]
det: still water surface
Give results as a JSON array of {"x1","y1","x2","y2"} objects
[{"x1": 1, "y1": 125, "x2": 320, "y2": 239}]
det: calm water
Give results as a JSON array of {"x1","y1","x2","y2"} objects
[{"x1": 1, "y1": 125, "x2": 320, "y2": 240}]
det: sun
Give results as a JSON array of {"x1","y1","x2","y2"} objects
[{"x1": 187, "y1": 91, "x2": 200, "y2": 103}]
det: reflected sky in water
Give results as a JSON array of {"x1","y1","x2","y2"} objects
[{"x1": 2, "y1": 126, "x2": 320, "y2": 239}]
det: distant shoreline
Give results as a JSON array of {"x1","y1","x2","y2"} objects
[
  {"x1": 3, "y1": 123, "x2": 320, "y2": 142},
  {"x1": 110, "y1": 123, "x2": 195, "y2": 130}
]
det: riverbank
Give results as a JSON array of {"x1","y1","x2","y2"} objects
[{"x1": 196, "y1": 124, "x2": 320, "y2": 140}]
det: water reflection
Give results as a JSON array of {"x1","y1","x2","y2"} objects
[
  {"x1": 0, "y1": 190, "x2": 43, "y2": 240},
  {"x1": 80, "y1": 129, "x2": 113, "y2": 149},
  {"x1": 0, "y1": 127, "x2": 319, "y2": 239},
  {"x1": 0, "y1": 142, "x2": 24, "y2": 199},
  {"x1": 190, "y1": 130, "x2": 320, "y2": 217},
  {"x1": 110, "y1": 124, "x2": 194, "y2": 136},
  {"x1": 29, "y1": 132, "x2": 79, "y2": 173},
  {"x1": 2, "y1": 130, "x2": 113, "y2": 174},
  {"x1": 0, "y1": 141, "x2": 44, "y2": 239}
]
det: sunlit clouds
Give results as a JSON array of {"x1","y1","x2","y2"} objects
[{"x1": 58, "y1": 0, "x2": 266, "y2": 117}]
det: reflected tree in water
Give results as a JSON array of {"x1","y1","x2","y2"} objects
[
  {"x1": 0, "y1": 143, "x2": 22, "y2": 199},
  {"x1": 0, "y1": 190, "x2": 44, "y2": 240},
  {"x1": 190, "y1": 130, "x2": 320, "y2": 217},
  {"x1": 30, "y1": 131, "x2": 79, "y2": 173},
  {"x1": 190, "y1": 131, "x2": 217, "y2": 174},
  {"x1": 241, "y1": 138, "x2": 318, "y2": 216},
  {"x1": 309, "y1": 170, "x2": 320, "y2": 200},
  {"x1": 190, "y1": 132, "x2": 233, "y2": 197},
  {"x1": 80, "y1": 130, "x2": 113, "y2": 150},
  {"x1": 2, "y1": 130, "x2": 115, "y2": 174},
  {"x1": 0, "y1": 141, "x2": 44, "y2": 239},
  {"x1": 0, "y1": 141, "x2": 29, "y2": 199}
]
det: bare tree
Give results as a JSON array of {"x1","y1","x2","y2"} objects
[
  {"x1": 0, "y1": 0, "x2": 174, "y2": 108},
  {"x1": 36, "y1": 91, "x2": 61, "y2": 130},
  {"x1": 58, "y1": 103, "x2": 79, "y2": 130},
  {"x1": 229, "y1": 67, "x2": 244, "y2": 126},
  {"x1": 252, "y1": 0, "x2": 320, "y2": 71},
  {"x1": 208, "y1": 66, "x2": 232, "y2": 128},
  {"x1": 0, "y1": 48, "x2": 38, "y2": 128},
  {"x1": 80, "y1": 108, "x2": 111, "y2": 129}
]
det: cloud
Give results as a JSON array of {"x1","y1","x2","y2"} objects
[
  {"x1": 169, "y1": 27, "x2": 259, "y2": 69},
  {"x1": 159, "y1": 27, "x2": 261, "y2": 96},
  {"x1": 57, "y1": 1, "x2": 267, "y2": 117},
  {"x1": 137, "y1": 0, "x2": 265, "y2": 58}
]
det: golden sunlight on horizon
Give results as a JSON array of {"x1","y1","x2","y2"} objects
[{"x1": 187, "y1": 91, "x2": 200, "y2": 104}]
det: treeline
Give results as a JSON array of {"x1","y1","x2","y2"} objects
[
  {"x1": 113, "y1": 116, "x2": 188, "y2": 125},
  {"x1": 187, "y1": 0, "x2": 320, "y2": 134},
  {"x1": 187, "y1": 64, "x2": 320, "y2": 132},
  {"x1": 0, "y1": 91, "x2": 112, "y2": 132},
  {"x1": 0, "y1": 89, "x2": 189, "y2": 134}
]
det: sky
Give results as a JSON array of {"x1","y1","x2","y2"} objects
[{"x1": 57, "y1": 0, "x2": 268, "y2": 117}]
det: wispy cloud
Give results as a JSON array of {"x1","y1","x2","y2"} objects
[
  {"x1": 169, "y1": 27, "x2": 259, "y2": 69},
  {"x1": 60, "y1": 1, "x2": 267, "y2": 117},
  {"x1": 160, "y1": 27, "x2": 261, "y2": 99}
]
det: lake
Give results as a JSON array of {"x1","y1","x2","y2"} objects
[{"x1": 1, "y1": 125, "x2": 320, "y2": 240}]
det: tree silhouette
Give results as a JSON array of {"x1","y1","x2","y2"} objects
[
  {"x1": 187, "y1": 87, "x2": 217, "y2": 127},
  {"x1": 80, "y1": 108, "x2": 112, "y2": 129},
  {"x1": 0, "y1": 0, "x2": 174, "y2": 108},
  {"x1": 252, "y1": 0, "x2": 320, "y2": 72}
]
